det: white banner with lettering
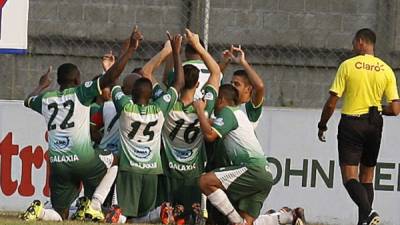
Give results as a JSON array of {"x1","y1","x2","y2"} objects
[
  {"x1": 0, "y1": 100, "x2": 398, "y2": 224},
  {"x1": 0, "y1": 0, "x2": 29, "y2": 54}
]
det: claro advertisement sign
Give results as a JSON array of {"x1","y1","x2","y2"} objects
[{"x1": 0, "y1": 100, "x2": 399, "y2": 224}]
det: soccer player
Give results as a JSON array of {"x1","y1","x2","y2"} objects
[
  {"x1": 163, "y1": 37, "x2": 222, "y2": 100},
  {"x1": 21, "y1": 26, "x2": 143, "y2": 222},
  {"x1": 194, "y1": 84, "x2": 304, "y2": 225},
  {"x1": 108, "y1": 33, "x2": 184, "y2": 223},
  {"x1": 225, "y1": 45, "x2": 265, "y2": 127},
  {"x1": 318, "y1": 28, "x2": 400, "y2": 225},
  {"x1": 158, "y1": 28, "x2": 221, "y2": 223}
]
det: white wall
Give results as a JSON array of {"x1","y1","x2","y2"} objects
[{"x1": 0, "y1": 101, "x2": 399, "y2": 224}]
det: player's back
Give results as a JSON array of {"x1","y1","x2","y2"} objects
[
  {"x1": 118, "y1": 103, "x2": 165, "y2": 174},
  {"x1": 98, "y1": 100, "x2": 119, "y2": 152},
  {"x1": 162, "y1": 102, "x2": 207, "y2": 177},
  {"x1": 40, "y1": 88, "x2": 96, "y2": 166}
]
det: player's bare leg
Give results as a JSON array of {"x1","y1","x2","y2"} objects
[{"x1": 199, "y1": 172, "x2": 245, "y2": 224}]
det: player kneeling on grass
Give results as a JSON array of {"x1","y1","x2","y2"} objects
[
  {"x1": 20, "y1": 26, "x2": 143, "y2": 222},
  {"x1": 156, "y1": 28, "x2": 221, "y2": 225},
  {"x1": 104, "y1": 33, "x2": 185, "y2": 224},
  {"x1": 193, "y1": 84, "x2": 305, "y2": 225}
]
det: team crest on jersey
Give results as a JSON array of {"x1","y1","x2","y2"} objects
[
  {"x1": 204, "y1": 92, "x2": 214, "y2": 101},
  {"x1": 214, "y1": 117, "x2": 224, "y2": 126},
  {"x1": 163, "y1": 94, "x2": 171, "y2": 102},
  {"x1": 84, "y1": 81, "x2": 93, "y2": 88}
]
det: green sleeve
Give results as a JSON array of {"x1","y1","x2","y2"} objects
[
  {"x1": 154, "y1": 87, "x2": 178, "y2": 116},
  {"x1": 111, "y1": 86, "x2": 131, "y2": 113},
  {"x1": 245, "y1": 100, "x2": 263, "y2": 123},
  {"x1": 152, "y1": 83, "x2": 165, "y2": 101},
  {"x1": 212, "y1": 107, "x2": 238, "y2": 138},
  {"x1": 76, "y1": 78, "x2": 102, "y2": 106},
  {"x1": 203, "y1": 84, "x2": 218, "y2": 116},
  {"x1": 24, "y1": 94, "x2": 44, "y2": 114},
  {"x1": 167, "y1": 71, "x2": 175, "y2": 87}
]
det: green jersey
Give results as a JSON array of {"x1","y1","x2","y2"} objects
[
  {"x1": 162, "y1": 85, "x2": 218, "y2": 178},
  {"x1": 24, "y1": 79, "x2": 102, "y2": 167},
  {"x1": 212, "y1": 106, "x2": 267, "y2": 166},
  {"x1": 112, "y1": 86, "x2": 178, "y2": 174},
  {"x1": 241, "y1": 99, "x2": 263, "y2": 128}
]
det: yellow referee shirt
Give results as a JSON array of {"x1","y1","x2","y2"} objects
[{"x1": 330, "y1": 54, "x2": 399, "y2": 115}]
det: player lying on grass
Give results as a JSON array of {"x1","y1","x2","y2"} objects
[
  {"x1": 193, "y1": 84, "x2": 305, "y2": 225},
  {"x1": 21, "y1": 25, "x2": 143, "y2": 222}
]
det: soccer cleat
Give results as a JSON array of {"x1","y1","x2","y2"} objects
[
  {"x1": 366, "y1": 210, "x2": 380, "y2": 225},
  {"x1": 71, "y1": 196, "x2": 90, "y2": 220},
  {"x1": 21, "y1": 200, "x2": 43, "y2": 221},
  {"x1": 292, "y1": 207, "x2": 306, "y2": 225},
  {"x1": 105, "y1": 205, "x2": 122, "y2": 223},
  {"x1": 173, "y1": 204, "x2": 185, "y2": 225},
  {"x1": 160, "y1": 202, "x2": 175, "y2": 225},
  {"x1": 85, "y1": 203, "x2": 105, "y2": 222}
]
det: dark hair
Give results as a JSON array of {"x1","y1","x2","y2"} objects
[
  {"x1": 132, "y1": 77, "x2": 153, "y2": 102},
  {"x1": 57, "y1": 63, "x2": 79, "y2": 85},
  {"x1": 185, "y1": 39, "x2": 205, "y2": 56},
  {"x1": 219, "y1": 84, "x2": 239, "y2": 106},
  {"x1": 183, "y1": 64, "x2": 200, "y2": 89},
  {"x1": 233, "y1": 69, "x2": 250, "y2": 85},
  {"x1": 355, "y1": 28, "x2": 376, "y2": 45}
]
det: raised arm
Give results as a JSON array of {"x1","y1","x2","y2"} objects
[
  {"x1": 162, "y1": 54, "x2": 174, "y2": 86},
  {"x1": 218, "y1": 47, "x2": 233, "y2": 73},
  {"x1": 99, "y1": 26, "x2": 143, "y2": 89},
  {"x1": 168, "y1": 32, "x2": 185, "y2": 92},
  {"x1": 26, "y1": 66, "x2": 52, "y2": 100},
  {"x1": 142, "y1": 39, "x2": 172, "y2": 84},
  {"x1": 185, "y1": 28, "x2": 221, "y2": 89},
  {"x1": 231, "y1": 46, "x2": 265, "y2": 106},
  {"x1": 101, "y1": 51, "x2": 116, "y2": 73}
]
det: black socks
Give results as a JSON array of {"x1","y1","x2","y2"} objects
[{"x1": 344, "y1": 179, "x2": 372, "y2": 223}]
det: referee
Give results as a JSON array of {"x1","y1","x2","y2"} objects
[{"x1": 317, "y1": 28, "x2": 400, "y2": 225}]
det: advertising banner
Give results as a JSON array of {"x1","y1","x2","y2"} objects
[
  {"x1": 0, "y1": 0, "x2": 29, "y2": 54},
  {"x1": 0, "y1": 101, "x2": 398, "y2": 224}
]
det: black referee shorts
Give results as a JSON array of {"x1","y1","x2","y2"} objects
[{"x1": 337, "y1": 114, "x2": 383, "y2": 167}]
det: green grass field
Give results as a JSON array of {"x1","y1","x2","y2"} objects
[
  {"x1": 0, "y1": 211, "x2": 331, "y2": 225},
  {"x1": 0, "y1": 212, "x2": 330, "y2": 225}
]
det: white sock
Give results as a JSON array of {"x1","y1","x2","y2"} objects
[
  {"x1": 111, "y1": 185, "x2": 118, "y2": 205},
  {"x1": 253, "y1": 214, "x2": 279, "y2": 225},
  {"x1": 270, "y1": 211, "x2": 293, "y2": 224},
  {"x1": 39, "y1": 208, "x2": 62, "y2": 221},
  {"x1": 91, "y1": 165, "x2": 118, "y2": 210},
  {"x1": 201, "y1": 193, "x2": 207, "y2": 211},
  {"x1": 129, "y1": 206, "x2": 161, "y2": 223},
  {"x1": 148, "y1": 206, "x2": 161, "y2": 223},
  {"x1": 207, "y1": 189, "x2": 243, "y2": 224},
  {"x1": 118, "y1": 214, "x2": 127, "y2": 223}
]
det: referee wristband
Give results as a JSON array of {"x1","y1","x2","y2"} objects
[{"x1": 318, "y1": 122, "x2": 327, "y2": 131}]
